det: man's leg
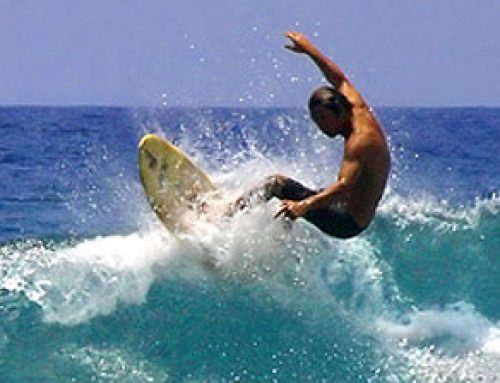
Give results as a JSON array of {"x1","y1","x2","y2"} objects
[
  {"x1": 303, "y1": 207, "x2": 366, "y2": 238},
  {"x1": 229, "y1": 174, "x2": 317, "y2": 213},
  {"x1": 228, "y1": 175, "x2": 366, "y2": 238}
]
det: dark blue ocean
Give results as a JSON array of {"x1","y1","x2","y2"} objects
[{"x1": 1, "y1": 106, "x2": 499, "y2": 382}]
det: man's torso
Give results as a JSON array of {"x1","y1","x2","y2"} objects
[{"x1": 339, "y1": 110, "x2": 390, "y2": 227}]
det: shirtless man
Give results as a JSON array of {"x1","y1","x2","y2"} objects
[{"x1": 232, "y1": 32, "x2": 390, "y2": 239}]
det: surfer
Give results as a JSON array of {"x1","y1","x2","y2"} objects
[{"x1": 231, "y1": 32, "x2": 390, "y2": 239}]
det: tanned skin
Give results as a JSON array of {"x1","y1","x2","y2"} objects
[{"x1": 274, "y1": 32, "x2": 390, "y2": 229}]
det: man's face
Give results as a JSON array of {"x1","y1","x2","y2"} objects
[{"x1": 311, "y1": 107, "x2": 344, "y2": 137}]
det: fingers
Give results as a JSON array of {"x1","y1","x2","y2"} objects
[
  {"x1": 274, "y1": 204, "x2": 288, "y2": 219},
  {"x1": 274, "y1": 201, "x2": 297, "y2": 220},
  {"x1": 284, "y1": 45, "x2": 299, "y2": 52},
  {"x1": 284, "y1": 43, "x2": 301, "y2": 52},
  {"x1": 285, "y1": 31, "x2": 298, "y2": 46},
  {"x1": 284, "y1": 34, "x2": 296, "y2": 51},
  {"x1": 285, "y1": 31, "x2": 303, "y2": 43},
  {"x1": 285, "y1": 31, "x2": 308, "y2": 54}
]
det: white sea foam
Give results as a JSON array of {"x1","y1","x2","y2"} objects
[
  {"x1": 378, "y1": 190, "x2": 499, "y2": 232},
  {"x1": 377, "y1": 302, "x2": 499, "y2": 352},
  {"x1": 0, "y1": 198, "x2": 306, "y2": 326},
  {"x1": 400, "y1": 345, "x2": 500, "y2": 382},
  {"x1": 1, "y1": 231, "x2": 176, "y2": 325},
  {"x1": 374, "y1": 303, "x2": 500, "y2": 382}
]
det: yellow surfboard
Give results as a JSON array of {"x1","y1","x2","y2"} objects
[{"x1": 138, "y1": 134, "x2": 216, "y2": 233}]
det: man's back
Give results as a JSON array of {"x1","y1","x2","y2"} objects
[{"x1": 342, "y1": 107, "x2": 390, "y2": 227}]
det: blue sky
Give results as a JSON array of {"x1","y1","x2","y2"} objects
[{"x1": 1, "y1": 1, "x2": 499, "y2": 106}]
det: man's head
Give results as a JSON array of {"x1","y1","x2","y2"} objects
[{"x1": 308, "y1": 86, "x2": 352, "y2": 136}]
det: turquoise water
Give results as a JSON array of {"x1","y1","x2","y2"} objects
[{"x1": 0, "y1": 107, "x2": 499, "y2": 382}]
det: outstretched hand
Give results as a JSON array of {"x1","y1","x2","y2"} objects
[
  {"x1": 274, "y1": 199, "x2": 310, "y2": 220},
  {"x1": 285, "y1": 31, "x2": 314, "y2": 54}
]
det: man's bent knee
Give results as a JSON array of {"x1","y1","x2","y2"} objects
[{"x1": 262, "y1": 174, "x2": 288, "y2": 199}]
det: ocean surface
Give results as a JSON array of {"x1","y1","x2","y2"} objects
[{"x1": 0, "y1": 106, "x2": 499, "y2": 382}]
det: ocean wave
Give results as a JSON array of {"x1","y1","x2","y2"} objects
[{"x1": 1, "y1": 190, "x2": 499, "y2": 381}]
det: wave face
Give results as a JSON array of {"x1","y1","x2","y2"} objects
[{"x1": 0, "y1": 107, "x2": 499, "y2": 382}]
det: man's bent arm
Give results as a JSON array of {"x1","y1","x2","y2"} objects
[{"x1": 303, "y1": 157, "x2": 362, "y2": 211}]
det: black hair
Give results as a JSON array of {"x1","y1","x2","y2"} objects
[{"x1": 308, "y1": 86, "x2": 352, "y2": 117}]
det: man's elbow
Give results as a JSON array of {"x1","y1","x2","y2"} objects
[{"x1": 336, "y1": 177, "x2": 352, "y2": 195}]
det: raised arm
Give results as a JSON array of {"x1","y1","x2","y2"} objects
[{"x1": 285, "y1": 31, "x2": 366, "y2": 109}]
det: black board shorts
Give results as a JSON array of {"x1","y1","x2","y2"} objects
[{"x1": 278, "y1": 177, "x2": 366, "y2": 239}]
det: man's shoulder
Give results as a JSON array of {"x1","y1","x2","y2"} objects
[
  {"x1": 352, "y1": 104, "x2": 378, "y2": 125},
  {"x1": 347, "y1": 129, "x2": 387, "y2": 159}
]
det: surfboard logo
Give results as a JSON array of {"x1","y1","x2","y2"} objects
[{"x1": 145, "y1": 149, "x2": 157, "y2": 170}]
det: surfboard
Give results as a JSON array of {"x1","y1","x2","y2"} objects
[{"x1": 138, "y1": 134, "x2": 216, "y2": 233}]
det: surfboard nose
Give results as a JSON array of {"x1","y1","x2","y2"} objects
[{"x1": 138, "y1": 133, "x2": 157, "y2": 149}]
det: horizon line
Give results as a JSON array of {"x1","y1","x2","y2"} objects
[{"x1": 1, "y1": 104, "x2": 499, "y2": 109}]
